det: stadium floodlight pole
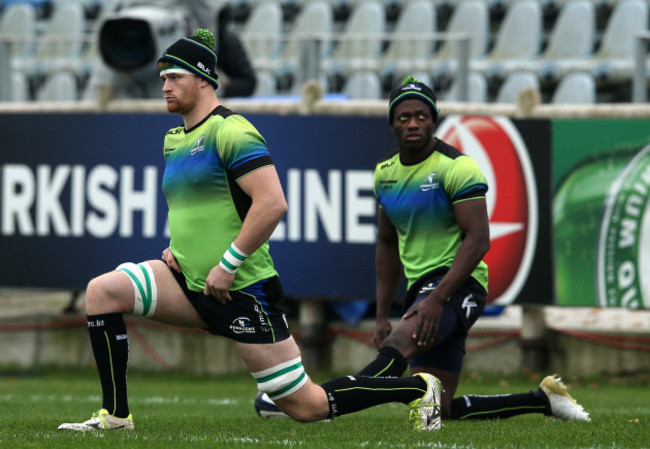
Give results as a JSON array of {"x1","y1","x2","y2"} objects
[{"x1": 632, "y1": 32, "x2": 650, "y2": 103}]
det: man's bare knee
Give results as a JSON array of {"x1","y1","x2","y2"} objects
[
  {"x1": 382, "y1": 330, "x2": 417, "y2": 359},
  {"x1": 270, "y1": 382, "x2": 330, "y2": 423},
  {"x1": 86, "y1": 273, "x2": 131, "y2": 315}
]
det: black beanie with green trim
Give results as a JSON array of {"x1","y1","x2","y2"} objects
[
  {"x1": 388, "y1": 76, "x2": 439, "y2": 122},
  {"x1": 157, "y1": 29, "x2": 219, "y2": 88}
]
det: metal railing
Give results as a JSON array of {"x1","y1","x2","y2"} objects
[
  {"x1": 2, "y1": 31, "x2": 649, "y2": 105},
  {"x1": 241, "y1": 31, "x2": 472, "y2": 100},
  {"x1": 0, "y1": 41, "x2": 9, "y2": 102}
]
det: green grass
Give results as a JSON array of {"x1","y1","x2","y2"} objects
[{"x1": 1, "y1": 368, "x2": 649, "y2": 449}]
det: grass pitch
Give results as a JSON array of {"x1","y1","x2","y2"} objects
[{"x1": 1, "y1": 368, "x2": 648, "y2": 449}]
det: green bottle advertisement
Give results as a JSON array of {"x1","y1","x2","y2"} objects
[{"x1": 554, "y1": 144, "x2": 650, "y2": 308}]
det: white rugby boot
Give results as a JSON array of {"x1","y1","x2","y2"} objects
[
  {"x1": 540, "y1": 375, "x2": 591, "y2": 421},
  {"x1": 58, "y1": 409, "x2": 134, "y2": 431},
  {"x1": 408, "y1": 373, "x2": 443, "y2": 431}
]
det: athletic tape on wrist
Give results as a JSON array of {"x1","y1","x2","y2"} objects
[{"x1": 219, "y1": 243, "x2": 250, "y2": 274}]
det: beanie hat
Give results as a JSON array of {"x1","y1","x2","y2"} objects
[
  {"x1": 388, "y1": 76, "x2": 439, "y2": 122},
  {"x1": 157, "y1": 29, "x2": 219, "y2": 89}
]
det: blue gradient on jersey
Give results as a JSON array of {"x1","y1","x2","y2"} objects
[
  {"x1": 163, "y1": 138, "x2": 270, "y2": 206},
  {"x1": 373, "y1": 144, "x2": 489, "y2": 291},
  {"x1": 380, "y1": 175, "x2": 455, "y2": 234},
  {"x1": 161, "y1": 112, "x2": 278, "y2": 292},
  {"x1": 163, "y1": 139, "x2": 227, "y2": 206}
]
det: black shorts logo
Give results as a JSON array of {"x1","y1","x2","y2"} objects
[
  {"x1": 461, "y1": 294, "x2": 478, "y2": 319},
  {"x1": 254, "y1": 304, "x2": 271, "y2": 333},
  {"x1": 418, "y1": 280, "x2": 440, "y2": 296},
  {"x1": 230, "y1": 317, "x2": 256, "y2": 335}
]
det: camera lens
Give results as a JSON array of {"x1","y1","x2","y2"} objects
[{"x1": 100, "y1": 18, "x2": 156, "y2": 71}]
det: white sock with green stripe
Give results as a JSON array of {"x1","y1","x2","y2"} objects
[
  {"x1": 252, "y1": 356, "x2": 309, "y2": 401},
  {"x1": 116, "y1": 262, "x2": 158, "y2": 317}
]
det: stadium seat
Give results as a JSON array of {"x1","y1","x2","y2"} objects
[
  {"x1": 0, "y1": 2, "x2": 37, "y2": 73},
  {"x1": 470, "y1": 0, "x2": 542, "y2": 78},
  {"x1": 378, "y1": 0, "x2": 437, "y2": 77},
  {"x1": 551, "y1": 72, "x2": 596, "y2": 104},
  {"x1": 495, "y1": 71, "x2": 540, "y2": 103},
  {"x1": 33, "y1": 2, "x2": 86, "y2": 77},
  {"x1": 278, "y1": 0, "x2": 333, "y2": 85},
  {"x1": 509, "y1": 0, "x2": 596, "y2": 80},
  {"x1": 51, "y1": 0, "x2": 103, "y2": 14},
  {"x1": 429, "y1": 0, "x2": 490, "y2": 80},
  {"x1": 342, "y1": 70, "x2": 382, "y2": 99},
  {"x1": 321, "y1": 0, "x2": 385, "y2": 76},
  {"x1": 251, "y1": 70, "x2": 278, "y2": 97},
  {"x1": 36, "y1": 71, "x2": 78, "y2": 101},
  {"x1": 551, "y1": 0, "x2": 649, "y2": 82},
  {"x1": 241, "y1": 0, "x2": 283, "y2": 72},
  {"x1": 1, "y1": 0, "x2": 49, "y2": 14},
  {"x1": 8, "y1": 71, "x2": 30, "y2": 102},
  {"x1": 444, "y1": 71, "x2": 488, "y2": 103}
]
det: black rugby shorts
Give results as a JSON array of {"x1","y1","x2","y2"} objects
[
  {"x1": 405, "y1": 268, "x2": 487, "y2": 372},
  {"x1": 171, "y1": 268, "x2": 291, "y2": 344}
]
